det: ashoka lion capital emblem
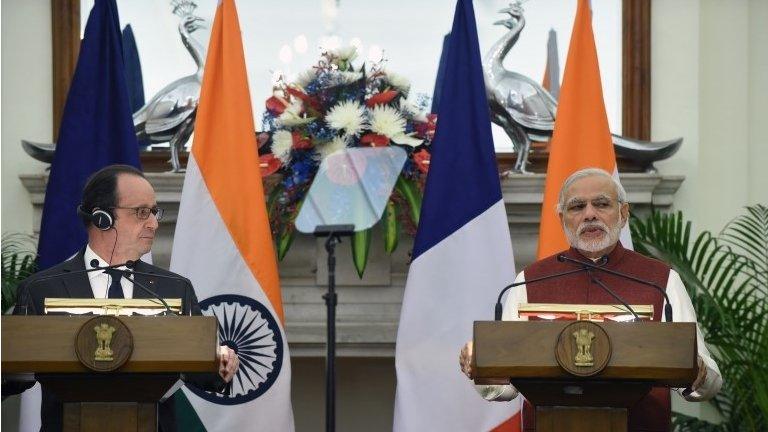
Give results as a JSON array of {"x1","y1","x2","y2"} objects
[
  {"x1": 572, "y1": 328, "x2": 596, "y2": 367},
  {"x1": 94, "y1": 323, "x2": 116, "y2": 361}
]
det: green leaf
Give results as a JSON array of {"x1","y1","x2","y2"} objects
[
  {"x1": 630, "y1": 205, "x2": 768, "y2": 430},
  {"x1": 395, "y1": 176, "x2": 422, "y2": 227},
  {"x1": 382, "y1": 199, "x2": 399, "y2": 254},
  {"x1": 351, "y1": 228, "x2": 372, "y2": 278},
  {"x1": 1, "y1": 233, "x2": 38, "y2": 313},
  {"x1": 275, "y1": 196, "x2": 303, "y2": 261},
  {"x1": 276, "y1": 225, "x2": 296, "y2": 262}
]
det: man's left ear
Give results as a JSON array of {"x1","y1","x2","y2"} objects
[{"x1": 620, "y1": 203, "x2": 630, "y2": 227}]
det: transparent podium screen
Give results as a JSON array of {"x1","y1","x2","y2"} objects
[{"x1": 295, "y1": 147, "x2": 407, "y2": 233}]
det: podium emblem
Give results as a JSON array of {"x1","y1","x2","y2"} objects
[
  {"x1": 572, "y1": 328, "x2": 595, "y2": 366},
  {"x1": 187, "y1": 294, "x2": 284, "y2": 405},
  {"x1": 75, "y1": 316, "x2": 133, "y2": 372},
  {"x1": 555, "y1": 321, "x2": 611, "y2": 377},
  {"x1": 94, "y1": 323, "x2": 116, "y2": 361}
]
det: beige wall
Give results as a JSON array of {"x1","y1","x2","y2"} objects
[
  {"x1": 1, "y1": 0, "x2": 766, "y2": 429},
  {"x1": 653, "y1": 0, "x2": 768, "y2": 234},
  {"x1": 1, "y1": 0, "x2": 52, "y2": 235},
  {"x1": 651, "y1": 0, "x2": 768, "y2": 421}
]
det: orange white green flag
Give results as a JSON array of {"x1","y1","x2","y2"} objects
[
  {"x1": 169, "y1": 0, "x2": 294, "y2": 430},
  {"x1": 537, "y1": 0, "x2": 632, "y2": 259}
]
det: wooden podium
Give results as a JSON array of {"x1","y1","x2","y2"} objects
[
  {"x1": 2, "y1": 315, "x2": 219, "y2": 432},
  {"x1": 473, "y1": 320, "x2": 698, "y2": 432}
]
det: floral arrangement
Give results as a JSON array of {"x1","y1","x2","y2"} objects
[{"x1": 260, "y1": 47, "x2": 436, "y2": 276}]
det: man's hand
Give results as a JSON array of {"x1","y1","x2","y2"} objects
[
  {"x1": 460, "y1": 341, "x2": 474, "y2": 379},
  {"x1": 691, "y1": 355, "x2": 707, "y2": 391},
  {"x1": 217, "y1": 346, "x2": 239, "y2": 383}
]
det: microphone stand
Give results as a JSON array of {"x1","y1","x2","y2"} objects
[
  {"x1": 313, "y1": 224, "x2": 354, "y2": 432},
  {"x1": 494, "y1": 267, "x2": 591, "y2": 320},
  {"x1": 117, "y1": 268, "x2": 175, "y2": 316},
  {"x1": 557, "y1": 254, "x2": 673, "y2": 322}
]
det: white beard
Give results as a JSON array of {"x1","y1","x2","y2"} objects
[{"x1": 564, "y1": 219, "x2": 623, "y2": 253}]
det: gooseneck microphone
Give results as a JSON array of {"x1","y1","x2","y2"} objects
[
  {"x1": 494, "y1": 267, "x2": 593, "y2": 320},
  {"x1": 30, "y1": 259, "x2": 137, "y2": 284},
  {"x1": 586, "y1": 270, "x2": 640, "y2": 321},
  {"x1": 557, "y1": 254, "x2": 674, "y2": 322},
  {"x1": 118, "y1": 264, "x2": 193, "y2": 316},
  {"x1": 113, "y1": 265, "x2": 175, "y2": 316}
]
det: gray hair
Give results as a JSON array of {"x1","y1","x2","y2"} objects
[{"x1": 556, "y1": 168, "x2": 628, "y2": 213}]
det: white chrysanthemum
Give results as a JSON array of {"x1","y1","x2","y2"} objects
[
  {"x1": 326, "y1": 100, "x2": 367, "y2": 137},
  {"x1": 271, "y1": 130, "x2": 293, "y2": 163},
  {"x1": 399, "y1": 99, "x2": 428, "y2": 123},
  {"x1": 317, "y1": 136, "x2": 349, "y2": 160},
  {"x1": 369, "y1": 105, "x2": 406, "y2": 139},
  {"x1": 278, "y1": 99, "x2": 314, "y2": 126},
  {"x1": 385, "y1": 70, "x2": 411, "y2": 94}
]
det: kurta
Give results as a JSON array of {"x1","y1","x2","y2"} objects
[{"x1": 477, "y1": 242, "x2": 722, "y2": 432}]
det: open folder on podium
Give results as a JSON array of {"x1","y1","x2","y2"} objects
[{"x1": 473, "y1": 303, "x2": 697, "y2": 432}]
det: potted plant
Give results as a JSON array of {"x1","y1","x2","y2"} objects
[{"x1": 630, "y1": 205, "x2": 768, "y2": 431}]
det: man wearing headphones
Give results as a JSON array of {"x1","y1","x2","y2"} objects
[{"x1": 12, "y1": 164, "x2": 239, "y2": 431}]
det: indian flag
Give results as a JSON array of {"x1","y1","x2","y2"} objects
[
  {"x1": 169, "y1": 0, "x2": 294, "y2": 430},
  {"x1": 537, "y1": 0, "x2": 632, "y2": 259}
]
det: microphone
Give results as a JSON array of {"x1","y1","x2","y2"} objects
[
  {"x1": 557, "y1": 254, "x2": 673, "y2": 322},
  {"x1": 586, "y1": 271, "x2": 640, "y2": 321},
  {"x1": 494, "y1": 267, "x2": 592, "y2": 320},
  {"x1": 30, "y1": 259, "x2": 137, "y2": 284},
  {"x1": 112, "y1": 267, "x2": 175, "y2": 316},
  {"x1": 118, "y1": 266, "x2": 193, "y2": 316}
]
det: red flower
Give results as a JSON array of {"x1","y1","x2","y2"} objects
[
  {"x1": 259, "y1": 154, "x2": 281, "y2": 177},
  {"x1": 365, "y1": 90, "x2": 399, "y2": 107},
  {"x1": 414, "y1": 113, "x2": 437, "y2": 140},
  {"x1": 265, "y1": 96, "x2": 289, "y2": 115},
  {"x1": 360, "y1": 133, "x2": 390, "y2": 147},
  {"x1": 286, "y1": 86, "x2": 322, "y2": 112},
  {"x1": 291, "y1": 131, "x2": 313, "y2": 149},
  {"x1": 412, "y1": 149, "x2": 431, "y2": 174}
]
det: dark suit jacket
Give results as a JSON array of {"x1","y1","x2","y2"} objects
[{"x1": 9, "y1": 248, "x2": 223, "y2": 431}]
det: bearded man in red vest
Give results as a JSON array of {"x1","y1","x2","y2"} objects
[{"x1": 459, "y1": 167, "x2": 722, "y2": 432}]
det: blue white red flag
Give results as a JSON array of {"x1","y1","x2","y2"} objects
[{"x1": 393, "y1": 0, "x2": 521, "y2": 430}]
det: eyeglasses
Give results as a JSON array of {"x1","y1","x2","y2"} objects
[{"x1": 112, "y1": 206, "x2": 165, "y2": 221}]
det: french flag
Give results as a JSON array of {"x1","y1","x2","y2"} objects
[{"x1": 393, "y1": 0, "x2": 521, "y2": 430}]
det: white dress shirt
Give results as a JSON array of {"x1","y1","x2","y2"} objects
[
  {"x1": 84, "y1": 245, "x2": 134, "y2": 299},
  {"x1": 476, "y1": 269, "x2": 723, "y2": 402}
]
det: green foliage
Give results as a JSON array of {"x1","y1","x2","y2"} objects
[
  {"x1": 630, "y1": 205, "x2": 768, "y2": 431},
  {"x1": 382, "y1": 199, "x2": 400, "y2": 254},
  {"x1": 351, "y1": 228, "x2": 372, "y2": 279},
  {"x1": 1, "y1": 233, "x2": 37, "y2": 313}
]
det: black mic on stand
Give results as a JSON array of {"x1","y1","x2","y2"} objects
[
  {"x1": 494, "y1": 267, "x2": 593, "y2": 320},
  {"x1": 119, "y1": 263, "x2": 195, "y2": 316},
  {"x1": 557, "y1": 254, "x2": 674, "y2": 322},
  {"x1": 586, "y1": 270, "x2": 640, "y2": 321},
  {"x1": 28, "y1": 259, "x2": 137, "y2": 285}
]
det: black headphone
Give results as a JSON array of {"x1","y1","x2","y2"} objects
[{"x1": 77, "y1": 205, "x2": 114, "y2": 231}]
